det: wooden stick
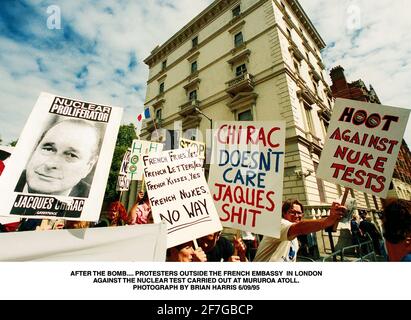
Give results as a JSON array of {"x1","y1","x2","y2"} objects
[
  {"x1": 193, "y1": 239, "x2": 199, "y2": 250},
  {"x1": 140, "y1": 176, "x2": 146, "y2": 193},
  {"x1": 332, "y1": 188, "x2": 350, "y2": 232}
]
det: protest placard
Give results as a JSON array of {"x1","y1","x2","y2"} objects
[
  {"x1": 143, "y1": 148, "x2": 222, "y2": 248},
  {"x1": 317, "y1": 98, "x2": 410, "y2": 198},
  {"x1": 208, "y1": 122, "x2": 285, "y2": 238},
  {"x1": 116, "y1": 148, "x2": 131, "y2": 191},
  {"x1": 0, "y1": 223, "x2": 166, "y2": 261},
  {"x1": 128, "y1": 140, "x2": 163, "y2": 180},
  {"x1": 179, "y1": 137, "x2": 206, "y2": 160},
  {"x1": 0, "y1": 92, "x2": 122, "y2": 221}
]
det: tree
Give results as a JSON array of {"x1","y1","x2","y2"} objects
[{"x1": 103, "y1": 124, "x2": 137, "y2": 202}]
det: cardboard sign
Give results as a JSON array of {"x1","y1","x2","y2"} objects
[
  {"x1": 128, "y1": 140, "x2": 163, "y2": 180},
  {"x1": 179, "y1": 137, "x2": 206, "y2": 160},
  {"x1": 0, "y1": 92, "x2": 122, "y2": 221},
  {"x1": 0, "y1": 223, "x2": 166, "y2": 261},
  {"x1": 317, "y1": 98, "x2": 410, "y2": 198},
  {"x1": 208, "y1": 121, "x2": 285, "y2": 238},
  {"x1": 116, "y1": 148, "x2": 131, "y2": 191},
  {"x1": 143, "y1": 148, "x2": 222, "y2": 248}
]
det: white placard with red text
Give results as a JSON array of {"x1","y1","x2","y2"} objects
[
  {"x1": 317, "y1": 98, "x2": 410, "y2": 198},
  {"x1": 208, "y1": 122, "x2": 285, "y2": 238}
]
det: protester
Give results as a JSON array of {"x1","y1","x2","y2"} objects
[
  {"x1": 359, "y1": 210, "x2": 383, "y2": 255},
  {"x1": 382, "y1": 198, "x2": 411, "y2": 262},
  {"x1": 197, "y1": 231, "x2": 247, "y2": 262},
  {"x1": 350, "y1": 212, "x2": 362, "y2": 246},
  {"x1": 166, "y1": 241, "x2": 207, "y2": 262},
  {"x1": 253, "y1": 199, "x2": 345, "y2": 262},
  {"x1": 64, "y1": 220, "x2": 90, "y2": 229},
  {"x1": 95, "y1": 201, "x2": 128, "y2": 227},
  {"x1": 14, "y1": 119, "x2": 102, "y2": 197},
  {"x1": 128, "y1": 191, "x2": 153, "y2": 224}
]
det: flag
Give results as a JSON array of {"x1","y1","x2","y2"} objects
[
  {"x1": 135, "y1": 110, "x2": 146, "y2": 137},
  {"x1": 144, "y1": 107, "x2": 151, "y2": 119}
]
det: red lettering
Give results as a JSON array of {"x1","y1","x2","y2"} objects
[
  {"x1": 267, "y1": 127, "x2": 280, "y2": 148},
  {"x1": 353, "y1": 170, "x2": 366, "y2": 186},
  {"x1": 265, "y1": 191, "x2": 275, "y2": 211},
  {"x1": 382, "y1": 115, "x2": 399, "y2": 131},
  {"x1": 372, "y1": 176, "x2": 386, "y2": 193},
  {"x1": 387, "y1": 140, "x2": 399, "y2": 155},
  {"x1": 374, "y1": 157, "x2": 387, "y2": 173},
  {"x1": 365, "y1": 173, "x2": 377, "y2": 189},
  {"x1": 358, "y1": 153, "x2": 373, "y2": 168},
  {"x1": 334, "y1": 145, "x2": 348, "y2": 160},
  {"x1": 221, "y1": 203, "x2": 230, "y2": 222},
  {"x1": 341, "y1": 166, "x2": 355, "y2": 183},
  {"x1": 330, "y1": 127, "x2": 342, "y2": 140},
  {"x1": 331, "y1": 163, "x2": 346, "y2": 178},
  {"x1": 217, "y1": 125, "x2": 228, "y2": 144},
  {"x1": 246, "y1": 126, "x2": 256, "y2": 144}
]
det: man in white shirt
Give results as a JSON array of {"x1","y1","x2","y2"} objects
[{"x1": 254, "y1": 199, "x2": 345, "y2": 262}]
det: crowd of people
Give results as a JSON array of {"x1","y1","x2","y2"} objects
[{"x1": 1, "y1": 189, "x2": 410, "y2": 262}]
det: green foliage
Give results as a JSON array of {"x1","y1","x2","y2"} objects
[
  {"x1": 104, "y1": 124, "x2": 137, "y2": 202},
  {"x1": 9, "y1": 140, "x2": 18, "y2": 147}
]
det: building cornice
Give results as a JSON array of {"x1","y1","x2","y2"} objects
[
  {"x1": 286, "y1": 0, "x2": 326, "y2": 49},
  {"x1": 144, "y1": 0, "x2": 238, "y2": 67},
  {"x1": 144, "y1": 0, "x2": 325, "y2": 68}
]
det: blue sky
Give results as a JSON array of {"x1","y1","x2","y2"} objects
[{"x1": 0, "y1": 0, "x2": 410, "y2": 145}]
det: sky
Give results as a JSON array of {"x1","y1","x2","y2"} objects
[{"x1": 0, "y1": 0, "x2": 410, "y2": 145}]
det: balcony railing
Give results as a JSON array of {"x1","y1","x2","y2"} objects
[
  {"x1": 225, "y1": 72, "x2": 254, "y2": 96},
  {"x1": 178, "y1": 99, "x2": 200, "y2": 117}
]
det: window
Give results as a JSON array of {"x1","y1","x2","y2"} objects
[
  {"x1": 161, "y1": 60, "x2": 167, "y2": 71},
  {"x1": 159, "y1": 82, "x2": 164, "y2": 94},
  {"x1": 189, "y1": 90, "x2": 197, "y2": 101},
  {"x1": 155, "y1": 108, "x2": 162, "y2": 120},
  {"x1": 235, "y1": 63, "x2": 247, "y2": 76},
  {"x1": 192, "y1": 36, "x2": 198, "y2": 48},
  {"x1": 232, "y1": 5, "x2": 241, "y2": 17},
  {"x1": 191, "y1": 61, "x2": 198, "y2": 74},
  {"x1": 238, "y1": 109, "x2": 253, "y2": 121},
  {"x1": 312, "y1": 80, "x2": 319, "y2": 95},
  {"x1": 293, "y1": 60, "x2": 300, "y2": 74},
  {"x1": 287, "y1": 28, "x2": 292, "y2": 39},
  {"x1": 304, "y1": 104, "x2": 314, "y2": 133},
  {"x1": 234, "y1": 32, "x2": 244, "y2": 47}
]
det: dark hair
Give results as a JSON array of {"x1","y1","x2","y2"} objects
[
  {"x1": 282, "y1": 199, "x2": 304, "y2": 217},
  {"x1": 382, "y1": 198, "x2": 411, "y2": 244},
  {"x1": 138, "y1": 191, "x2": 149, "y2": 205}
]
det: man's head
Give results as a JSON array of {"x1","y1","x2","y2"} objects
[
  {"x1": 167, "y1": 241, "x2": 196, "y2": 262},
  {"x1": 282, "y1": 199, "x2": 304, "y2": 222},
  {"x1": 198, "y1": 231, "x2": 221, "y2": 253},
  {"x1": 382, "y1": 198, "x2": 411, "y2": 261},
  {"x1": 25, "y1": 119, "x2": 100, "y2": 195},
  {"x1": 382, "y1": 198, "x2": 411, "y2": 244}
]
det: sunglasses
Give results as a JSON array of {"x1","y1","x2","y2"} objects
[{"x1": 287, "y1": 210, "x2": 303, "y2": 216}]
